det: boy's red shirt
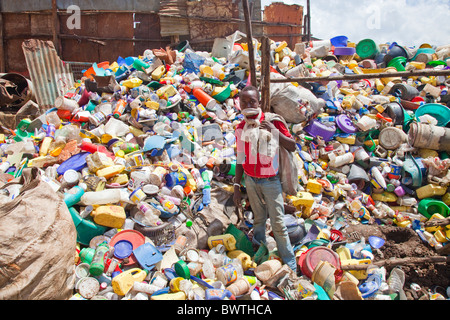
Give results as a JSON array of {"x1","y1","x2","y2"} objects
[{"x1": 236, "y1": 112, "x2": 292, "y2": 178}]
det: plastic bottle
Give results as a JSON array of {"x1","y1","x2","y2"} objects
[
  {"x1": 64, "y1": 183, "x2": 87, "y2": 208},
  {"x1": 0, "y1": 161, "x2": 10, "y2": 173},
  {"x1": 190, "y1": 168, "x2": 205, "y2": 189},
  {"x1": 39, "y1": 136, "x2": 53, "y2": 156},
  {"x1": 201, "y1": 254, "x2": 216, "y2": 280},
  {"x1": 157, "y1": 196, "x2": 179, "y2": 214},
  {"x1": 202, "y1": 184, "x2": 211, "y2": 206},
  {"x1": 89, "y1": 242, "x2": 110, "y2": 277},
  {"x1": 89, "y1": 111, "x2": 108, "y2": 126},
  {"x1": 135, "y1": 202, "x2": 161, "y2": 226},
  {"x1": 112, "y1": 268, "x2": 148, "y2": 296},
  {"x1": 208, "y1": 234, "x2": 236, "y2": 251},
  {"x1": 216, "y1": 261, "x2": 244, "y2": 286},
  {"x1": 80, "y1": 188, "x2": 123, "y2": 206},
  {"x1": 113, "y1": 99, "x2": 127, "y2": 119},
  {"x1": 132, "y1": 281, "x2": 160, "y2": 295}
]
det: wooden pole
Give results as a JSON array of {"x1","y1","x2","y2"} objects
[
  {"x1": 306, "y1": 0, "x2": 311, "y2": 43},
  {"x1": 242, "y1": 0, "x2": 257, "y2": 87},
  {"x1": 270, "y1": 69, "x2": 450, "y2": 84},
  {"x1": 260, "y1": 36, "x2": 271, "y2": 113},
  {"x1": 52, "y1": 0, "x2": 61, "y2": 55},
  {"x1": 0, "y1": 7, "x2": 5, "y2": 73}
]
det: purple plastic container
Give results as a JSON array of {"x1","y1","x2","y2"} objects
[{"x1": 303, "y1": 119, "x2": 336, "y2": 141}]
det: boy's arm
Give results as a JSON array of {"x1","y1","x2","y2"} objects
[{"x1": 261, "y1": 120, "x2": 296, "y2": 152}]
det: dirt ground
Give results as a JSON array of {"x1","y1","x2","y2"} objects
[{"x1": 342, "y1": 224, "x2": 450, "y2": 299}]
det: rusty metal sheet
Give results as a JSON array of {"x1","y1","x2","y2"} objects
[
  {"x1": 1, "y1": 0, "x2": 161, "y2": 13},
  {"x1": 159, "y1": 0, "x2": 190, "y2": 37},
  {"x1": 134, "y1": 13, "x2": 170, "y2": 54},
  {"x1": 22, "y1": 39, "x2": 74, "y2": 109},
  {"x1": 6, "y1": 39, "x2": 31, "y2": 74},
  {"x1": 3, "y1": 13, "x2": 31, "y2": 37},
  {"x1": 263, "y1": 3, "x2": 303, "y2": 48},
  {"x1": 97, "y1": 13, "x2": 134, "y2": 38},
  {"x1": 187, "y1": 0, "x2": 239, "y2": 41},
  {"x1": 61, "y1": 39, "x2": 100, "y2": 63},
  {"x1": 30, "y1": 14, "x2": 53, "y2": 36}
]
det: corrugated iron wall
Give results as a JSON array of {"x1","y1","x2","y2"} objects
[
  {"x1": 22, "y1": 39, "x2": 74, "y2": 109},
  {"x1": 263, "y1": 2, "x2": 304, "y2": 49},
  {"x1": 1, "y1": 0, "x2": 272, "y2": 81}
]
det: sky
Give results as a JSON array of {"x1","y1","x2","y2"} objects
[{"x1": 260, "y1": 0, "x2": 450, "y2": 48}]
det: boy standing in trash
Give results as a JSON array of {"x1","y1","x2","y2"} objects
[{"x1": 233, "y1": 85, "x2": 297, "y2": 272}]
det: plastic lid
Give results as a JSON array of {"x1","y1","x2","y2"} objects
[
  {"x1": 302, "y1": 246, "x2": 340, "y2": 279},
  {"x1": 63, "y1": 169, "x2": 79, "y2": 184},
  {"x1": 356, "y1": 39, "x2": 379, "y2": 59},
  {"x1": 336, "y1": 114, "x2": 358, "y2": 134},
  {"x1": 378, "y1": 127, "x2": 404, "y2": 150},
  {"x1": 114, "y1": 240, "x2": 133, "y2": 259},
  {"x1": 174, "y1": 260, "x2": 191, "y2": 279},
  {"x1": 109, "y1": 230, "x2": 145, "y2": 265},
  {"x1": 57, "y1": 152, "x2": 89, "y2": 175},
  {"x1": 142, "y1": 184, "x2": 159, "y2": 195}
]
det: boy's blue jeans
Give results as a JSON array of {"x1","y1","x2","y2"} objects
[{"x1": 244, "y1": 174, "x2": 297, "y2": 272}]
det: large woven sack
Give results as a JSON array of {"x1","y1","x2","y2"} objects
[
  {"x1": 269, "y1": 73, "x2": 326, "y2": 124},
  {"x1": 0, "y1": 167, "x2": 77, "y2": 300},
  {"x1": 175, "y1": 186, "x2": 239, "y2": 251}
]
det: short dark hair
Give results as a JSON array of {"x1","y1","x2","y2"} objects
[{"x1": 239, "y1": 85, "x2": 260, "y2": 100}]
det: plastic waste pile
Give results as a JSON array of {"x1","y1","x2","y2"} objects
[{"x1": 0, "y1": 33, "x2": 449, "y2": 301}]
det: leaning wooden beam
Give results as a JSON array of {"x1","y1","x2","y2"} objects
[
  {"x1": 242, "y1": 0, "x2": 257, "y2": 87},
  {"x1": 270, "y1": 69, "x2": 450, "y2": 84},
  {"x1": 260, "y1": 36, "x2": 271, "y2": 113},
  {"x1": 341, "y1": 255, "x2": 450, "y2": 271}
]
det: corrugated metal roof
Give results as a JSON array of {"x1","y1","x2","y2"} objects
[{"x1": 22, "y1": 39, "x2": 74, "y2": 109}]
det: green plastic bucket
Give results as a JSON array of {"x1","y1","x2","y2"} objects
[
  {"x1": 225, "y1": 224, "x2": 255, "y2": 257},
  {"x1": 356, "y1": 39, "x2": 379, "y2": 59},
  {"x1": 418, "y1": 199, "x2": 450, "y2": 219},
  {"x1": 415, "y1": 103, "x2": 450, "y2": 127},
  {"x1": 388, "y1": 56, "x2": 407, "y2": 71}
]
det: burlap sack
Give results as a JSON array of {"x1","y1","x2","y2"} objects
[
  {"x1": 0, "y1": 167, "x2": 77, "y2": 300},
  {"x1": 175, "y1": 186, "x2": 239, "y2": 251}
]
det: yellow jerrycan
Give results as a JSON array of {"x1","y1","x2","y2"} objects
[{"x1": 112, "y1": 268, "x2": 148, "y2": 296}]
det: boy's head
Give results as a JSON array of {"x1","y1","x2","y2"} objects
[{"x1": 239, "y1": 85, "x2": 260, "y2": 111}]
